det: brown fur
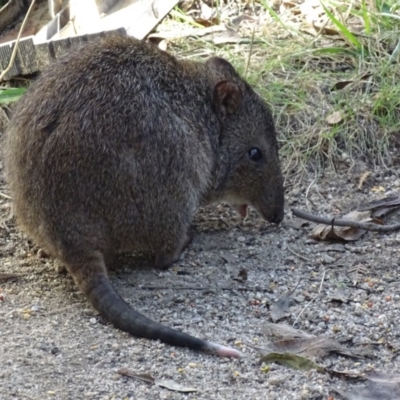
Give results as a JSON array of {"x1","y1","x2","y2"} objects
[{"x1": 4, "y1": 35, "x2": 284, "y2": 356}]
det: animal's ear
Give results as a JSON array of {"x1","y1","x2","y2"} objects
[
  {"x1": 213, "y1": 81, "x2": 242, "y2": 120},
  {"x1": 206, "y1": 57, "x2": 237, "y2": 75}
]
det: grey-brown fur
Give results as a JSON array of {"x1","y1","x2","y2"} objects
[{"x1": 4, "y1": 35, "x2": 284, "y2": 357}]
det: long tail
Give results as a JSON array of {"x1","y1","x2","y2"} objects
[{"x1": 68, "y1": 252, "x2": 241, "y2": 358}]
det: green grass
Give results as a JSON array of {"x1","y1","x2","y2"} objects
[
  {"x1": 2, "y1": 1, "x2": 399, "y2": 182},
  {"x1": 165, "y1": 0, "x2": 400, "y2": 181},
  {"x1": 0, "y1": 87, "x2": 26, "y2": 104}
]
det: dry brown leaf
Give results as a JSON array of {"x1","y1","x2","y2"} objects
[
  {"x1": 260, "y1": 352, "x2": 326, "y2": 373},
  {"x1": 194, "y1": 17, "x2": 220, "y2": 27},
  {"x1": 312, "y1": 21, "x2": 340, "y2": 36},
  {"x1": 261, "y1": 337, "x2": 366, "y2": 361},
  {"x1": 155, "y1": 379, "x2": 197, "y2": 393},
  {"x1": 332, "y1": 73, "x2": 373, "y2": 92},
  {"x1": 117, "y1": 368, "x2": 197, "y2": 393},
  {"x1": 264, "y1": 323, "x2": 314, "y2": 340},
  {"x1": 332, "y1": 80, "x2": 354, "y2": 90},
  {"x1": 328, "y1": 287, "x2": 350, "y2": 303},
  {"x1": 326, "y1": 111, "x2": 344, "y2": 125},
  {"x1": 311, "y1": 210, "x2": 373, "y2": 242},
  {"x1": 117, "y1": 368, "x2": 155, "y2": 384}
]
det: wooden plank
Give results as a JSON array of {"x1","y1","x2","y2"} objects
[
  {"x1": 0, "y1": 0, "x2": 178, "y2": 80},
  {"x1": 69, "y1": 0, "x2": 101, "y2": 35},
  {"x1": 35, "y1": 40, "x2": 53, "y2": 71},
  {"x1": 0, "y1": 37, "x2": 36, "y2": 80},
  {"x1": 0, "y1": 28, "x2": 127, "y2": 81},
  {"x1": 34, "y1": 5, "x2": 70, "y2": 44},
  {"x1": 69, "y1": 0, "x2": 179, "y2": 40},
  {"x1": 14, "y1": 36, "x2": 37, "y2": 75}
]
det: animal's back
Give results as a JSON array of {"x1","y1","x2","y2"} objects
[
  {"x1": 4, "y1": 35, "x2": 283, "y2": 357},
  {"x1": 5, "y1": 36, "x2": 216, "y2": 257}
]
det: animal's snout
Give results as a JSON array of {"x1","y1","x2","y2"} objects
[{"x1": 269, "y1": 209, "x2": 284, "y2": 224}]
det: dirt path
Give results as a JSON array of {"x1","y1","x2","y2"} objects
[{"x1": 1, "y1": 158, "x2": 400, "y2": 399}]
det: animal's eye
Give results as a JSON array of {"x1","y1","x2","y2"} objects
[{"x1": 248, "y1": 148, "x2": 262, "y2": 162}]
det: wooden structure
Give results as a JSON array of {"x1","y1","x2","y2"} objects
[{"x1": 0, "y1": 0, "x2": 179, "y2": 81}]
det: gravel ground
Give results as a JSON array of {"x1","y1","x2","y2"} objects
[{"x1": 1, "y1": 148, "x2": 400, "y2": 400}]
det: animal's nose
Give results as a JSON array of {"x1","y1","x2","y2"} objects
[{"x1": 270, "y1": 209, "x2": 284, "y2": 224}]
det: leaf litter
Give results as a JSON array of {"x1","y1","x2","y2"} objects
[
  {"x1": 258, "y1": 323, "x2": 375, "y2": 383},
  {"x1": 117, "y1": 367, "x2": 197, "y2": 393}
]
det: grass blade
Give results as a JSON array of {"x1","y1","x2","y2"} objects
[
  {"x1": 0, "y1": 88, "x2": 26, "y2": 104},
  {"x1": 320, "y1": 2, "x2": 364, "y2": 52}
]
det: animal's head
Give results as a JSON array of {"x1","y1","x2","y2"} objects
[{"x1": 206, "y1": 57, "x2": 284, "y2": 224}]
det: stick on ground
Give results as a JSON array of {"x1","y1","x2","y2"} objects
[{"x1": 291, "y1": 208, "x2": 400, "y2": 233}]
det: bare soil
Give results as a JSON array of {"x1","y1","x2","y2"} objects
[{"x1": 1, "y1": 141, "x2": 400, "y2": 399}]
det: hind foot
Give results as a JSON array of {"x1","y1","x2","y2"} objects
[{"x1": 155, "y1": 233, "x2": 193, "y2": 270}]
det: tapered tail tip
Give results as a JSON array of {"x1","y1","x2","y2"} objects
[{"x1": 206, "y1": 341, "x2": 243, "y2": 358}]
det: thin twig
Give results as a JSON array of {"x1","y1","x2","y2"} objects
[
  {"x1": 0, "y1": 192, "x2": 12, "y2": 200},
  {"x1": 287, "y1": 246, "x2": 312, "y2": 261},
  {"x1": 305, "y1": 177, "x2": 317, "y2": 211},
  {"x1": 292, "y1": 207, "x2": 400, "y2": 232},
  {"x1": 0, "y1": 0, "x2": 36, "y2": 82},
  {"x1": 292, "y1": 268, "x2": 326, "y2": 326}
]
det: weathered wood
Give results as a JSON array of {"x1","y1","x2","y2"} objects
[
  {"x1": 14, "y1": 35, "x2": 37, "y2": 75},
  {"x1": 34, "y1": 5, "x2": 70, "y2": 43},
  {"x1": 0, "y1": 0, "x2": 179, "y2": 81},
  {"x1": 0, "y1": 37, "x2": 36, "y2": 80},
  {"x1": 35, "y1": 40, "x2": 53, "y2": 70},
  {"x1": 0, "y1": 28, "x2": 127, "y2": 81},
  {"x1": 67, "y1": 0, "x2": 179, "y2": 40}
]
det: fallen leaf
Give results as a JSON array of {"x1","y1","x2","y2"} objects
[
  {"x1": 260, "y1": 337, "x2": 365, "y2": 361},
  {"x1": 332, "y1": 80, "x2": 354, "y2": 90},
  {"x1": 117, "y1": 368, "x2": 155, "y2": 384},
  {"x1": 228, "y1": 14, "x2": 257, "y2": 29},
  {"x1": 155, "y1": 379, "x2": 197, "y2": 393},
  {"x1": 331, "y1": 74, "x2": 372, "y2": 92},
  {"x1": 358, "y1": 193, "x2": 400, "y2": 218},
  {"x1": 260, "y1": 352, "x2": 326, "y2": 373},
  {"x1": 328, "y1": 287, "x2": 350, "y2": 303},
  {"x1": 264, "y1": 323, "x2": 314, "y2": 340},
  {"x1": 312, "y1": 22, "x2": 341, "y2": 36},
  {"x1": 194, "y1": 17, "x2": 220, "y2": 27},
  {"x1": 206, "y1": 30, "x2": 243, "y2": 45},
  {"x1": 332, "y1": 370, "x2": 400, "y2": 400},
  {"x1": 270, "y1": 295, "x2": 292, "y2": 323},
  {"x1": 311, "y1": 210, "x2": 373, "y2": 242},
  {"x1": 117, "y1": 368, "x2": 197, "y2": 393},
  {"x1": 326, "y1": 111, "x2": 344, "y2": 125},
  {"x1": 372, "y1": 186, "x2": 385, "y2": 193}
]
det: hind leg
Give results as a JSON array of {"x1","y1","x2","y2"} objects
[{"x1": 154, "y1": 226, "x2": 194, "y2": 270}]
